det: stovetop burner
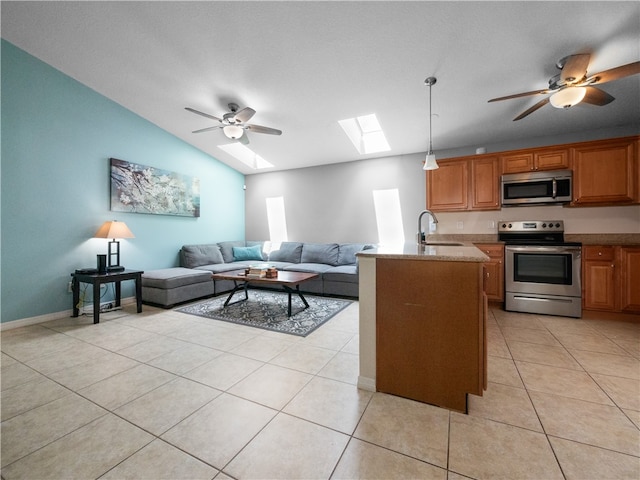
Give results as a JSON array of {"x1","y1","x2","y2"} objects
[{"x1": 498, "y1": 220, "x2": 581, "y2": 246}]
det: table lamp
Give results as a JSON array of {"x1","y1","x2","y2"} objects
[{"x1": 94, "y1": 220, "x2": 135, "y2": 272}]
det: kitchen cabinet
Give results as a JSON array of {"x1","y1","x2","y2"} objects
[
  {"x1": 427, "y1": 159, "x2": 468, "y2": 211},
  {"x1": 583, "y1": 245, "x2": 640, "y2": 314},
  {"x1": 374, "y1": 256, "x2": 486, "y2": 413},
  {"x1": 427, "y1": 156, "x2": 499, "y2": 212},
  {"x1": 620, "y1": 246, "x2": 640, "y2": 313},
  {"x1": 475, "y1": 243, "x2": 504, "y2": 302},
  {"x1": 583, "y1": 246, "x2": 617, "y2": 311},
  {"x1": 501, "y1": 148, "x2": 569, "y2": 174},
  {"x1": 571, "y1": 137, "x2": 638, "y2": 206}
]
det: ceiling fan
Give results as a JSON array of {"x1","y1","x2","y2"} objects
[
  {"x1": 185, "y1": 103, "x2": 282, "y2": 144},
  {"x1": 488, "y1": 54, "x2": 640, "y2": 121}
]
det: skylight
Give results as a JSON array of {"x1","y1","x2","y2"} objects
[
  {"x1": 338, "y1": 113, "x2": 390, "y2": 154},
  {"x1": 218, "y1": 143, "x2": 274, "y2": 169}
]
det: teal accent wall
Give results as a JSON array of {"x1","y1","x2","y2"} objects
[{"x1": 1, "y1": 40, "x2": 245, "y2": 323}]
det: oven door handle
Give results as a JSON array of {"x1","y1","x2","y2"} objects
[{"x1": 505, "y1": 245, "x2": 581, "y2": 254}]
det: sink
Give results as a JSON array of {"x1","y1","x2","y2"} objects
[{"x1": 421, "y1": 241, "x2": 465, "y2": 247}]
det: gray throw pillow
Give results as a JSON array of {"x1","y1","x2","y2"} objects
[
  {"x1": 181, "y1": 244, "x2": 224, "y2": 268},
  {"x1": 301, "y1": 243, "x2": 339, "y2": 266},
  {"x1": 268, "y1": 242, "x2": 303, "y2": 263}
]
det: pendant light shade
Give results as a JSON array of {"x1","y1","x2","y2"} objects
[
  {"x1": 423, "y1": 76, "x2": 439, "y2": 170},
  {"x1": 550, "y1": 86, "x2": 587, "y2": 109}
]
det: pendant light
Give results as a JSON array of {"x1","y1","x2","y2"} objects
[{"x1": 423, "y1": 76, "x2": 439, "y2": 170}]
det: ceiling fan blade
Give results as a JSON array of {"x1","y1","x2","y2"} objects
[
  {"x1": 238, "y1": 132, "x2": 250, "y2": 145},
  {"x1": 560, "y1": 54, "x2": 590, "y2": 84},
  {"x1": 246, "y1": 124, "x2": 283, "y2": 135},
  {"x1": 513, "y1": 97, "x2": 550, "y2": 121},
  {"x1": 233, "y1": 107, "x2": 256, "y2": 123},
  {"x1": 192, "y1": 126, "x2": 223, "y2": 134},
  {"x1": 185, "y1": 107, "x2": 222, "y2": 122},
  {"x1": 587, "y1": 61, "x2": 640, "y2": 85},
  {"x1": 581, "y1": 86, "x2": 615, "y2": 106},
  {"x1": 488, "y1": 89, "x2": 550, "y2": 102}
]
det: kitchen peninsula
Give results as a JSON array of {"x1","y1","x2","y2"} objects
[{"x1": 357, "y1": 243, "x2": 489, "y2": 413}]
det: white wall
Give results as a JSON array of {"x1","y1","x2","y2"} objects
[{"x1": 245, "y1": 127, "x2": 640, "y2": 243}]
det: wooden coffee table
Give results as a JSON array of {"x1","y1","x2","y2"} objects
[{"x1": 210, "y1": 269, "x2": 319, "y2": 317}]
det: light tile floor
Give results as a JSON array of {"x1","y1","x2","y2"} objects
[{"x1": 1, "y1": 301, "x2": 639, "y2": 479}]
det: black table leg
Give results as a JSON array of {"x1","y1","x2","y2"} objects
[
  {"x1": 282, "y1": 284, "x2": 310, "y2": 317},
  {"x1": 93, "y1": 282, "x2": 101, "y2": 324},
  {"x1": 135, "y1": 275, "x2": 142, "y2": 313},
  {"x1": 223, "y1": 281, "x2": 249, "y2": 307},
  {"x1": 72, "y1": 277, "x2": 80, "y2": 317},
  {"x1": 115, "y1": 281, "x2": 122, "y2": 308}
]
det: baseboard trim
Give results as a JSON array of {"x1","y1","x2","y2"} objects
[
  {"x1": 357, "y1": 376, "x2": 376, "y2": 392},
  {"x1": 1, "y1": 297, "x2": 136, "y2": 331}
]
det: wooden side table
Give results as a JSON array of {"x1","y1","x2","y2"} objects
[{"x1": 71, "y1": 269, "x2": 144, "y2": 324}]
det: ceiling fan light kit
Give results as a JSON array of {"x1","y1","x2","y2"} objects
[
  {"x1": 488, "y1": 54, "x2": 640, "y2": 120},
  {"x1": 550, "y1": 86, "x2": 587, "y2": 109},
  {"x1": 423, "y1": 76, "x2": 439, "y2": 171},
  {"x1": 223, "y1": 124, "x2": 244, "y2": 139}
]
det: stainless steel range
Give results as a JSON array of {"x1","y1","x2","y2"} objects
[{"x1": 499, "y1": 220, "x2": 582, "y2": 318}]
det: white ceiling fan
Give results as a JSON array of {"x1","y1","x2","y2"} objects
[{"x1": 185, "y1": 103, "x2": 282, "y2": 144}]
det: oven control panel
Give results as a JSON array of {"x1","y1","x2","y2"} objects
[{"x1": 498, "y1": 220, "x2": 564, "y2": 233}]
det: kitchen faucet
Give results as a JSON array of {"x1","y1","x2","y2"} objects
[{"x1": 417, "y1": 209, "x2": 439, "y2": 245}]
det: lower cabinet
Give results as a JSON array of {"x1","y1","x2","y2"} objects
[
  {"x1": 375, "y1": 258, "x2": 486, "y2": 413},
  {"x1": 475, "y1": 243, "x2": 504, "y2": 302},
  {"x1": 583, "y1": 245, "x2": 640, "y2": 314}
]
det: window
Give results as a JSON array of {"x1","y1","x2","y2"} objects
[
  {"x1": 373, "y1": 189, "x2": 405, "y2": 246},
  {"x1": 266, "y1": 196, "x2": 288, "y2": 251},
  {"x1": 338, "y1": 114, "x2": 390, "y2": 154}
]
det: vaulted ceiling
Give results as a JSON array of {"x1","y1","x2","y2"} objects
[{"x1": 3, "y1": 1, "x2": 639, "y2": 174}]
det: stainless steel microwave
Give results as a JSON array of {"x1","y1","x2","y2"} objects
[{"x1": 501, "y1": 170, "x2": 572, "y2": 206}]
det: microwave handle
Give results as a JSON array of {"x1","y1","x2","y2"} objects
[{"x1": 552, "y1": 178, "x2": 557, "y2": 199}]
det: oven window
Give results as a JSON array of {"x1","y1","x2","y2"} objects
[{"x1": 513, "y1": 253, "x2": 572, "y2": 285}]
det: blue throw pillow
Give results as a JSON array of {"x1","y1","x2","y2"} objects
[{"x1": 232, "y1": 245, "x2": 264, "y2": 262}]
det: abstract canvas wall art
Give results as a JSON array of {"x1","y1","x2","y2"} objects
[{"x1": 110, "y1": 158, "x2": 200, "y2": 217}]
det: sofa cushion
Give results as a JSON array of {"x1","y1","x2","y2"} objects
[
  {"x1": 337, "y1": 243, "x2": 367, "y2": 265},
  {"x1": 268, "y1": 242, "x2": 303, "y2": 263},
  {"x1": 323, "y1": 265, "x2": 358, "y2": 282},
  {"x1": 283, "y1": 263, "x2": 333, "y2": 275},
  {"x1": 233, "y1": 245, "x2": 264, "y2": 262},
  {"x1": 195, "y1": 263, "x2": 246, "y2": 274},
  {"x1": 181, "y1": 244, "x2": 224, "y2": 268},
  {"x1": 142, "y1": 268, "x2": 212, "y2": 289},
  {"x1": 301, "y1": 243, "x2": 339, "y2": 266}
]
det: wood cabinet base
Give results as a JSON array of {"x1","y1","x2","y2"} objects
[{"x1": 375, "y1": 259, "x2": 486, "y2": 413}]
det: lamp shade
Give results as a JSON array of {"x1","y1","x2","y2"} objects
[
  {"x1": 550, "y1": 87, "x2": 586, "y2": 109},
  {"x1": 423, "y1": 152, "x2": 439, "y2": 170},
  {"x1": 223, "y1": 125, "x2": 244, "y2": 139},
  {"x1": 94, "y1": 220, "x2": 135, "y2": 239}
]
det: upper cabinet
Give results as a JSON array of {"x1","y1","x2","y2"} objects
[
  {"x1": 501, "y1": 148, "x2": 569, "y2": 174},
  {"x1": 427, "y1": 156, "x2": 499, "y2": 212},
  {"x1": 426, "y1": 136, "x2": 638, "y2": 211},
  {"x1": 571, "y1": 137, "x2": 638, "y2": 206}
]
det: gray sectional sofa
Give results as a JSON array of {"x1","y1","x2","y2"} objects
[{"x1": 141, "y1": 240, "x2": 373, "y2": 308}]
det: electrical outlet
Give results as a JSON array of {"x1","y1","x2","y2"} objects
[
  {"x1": 67, "y1": 281, "x2": 73, "y2": 293},
  {"x1": 456, "y1": 221, "x2": 464, "y2": 230},
  {"x1": 488, "y1": 220, "x2": 496, "y2": 229}
]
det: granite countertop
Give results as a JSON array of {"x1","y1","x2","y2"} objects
[
  {"x1": 357, "y1": 242, "x2": 489, "y2": 263},
  {"x1": 405, "y1": 234, "x2": 640, "y2": 246}
]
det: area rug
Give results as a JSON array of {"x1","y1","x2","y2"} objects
[{"x1": 176, "y1": 290, "x2": 352, "y2": 337}]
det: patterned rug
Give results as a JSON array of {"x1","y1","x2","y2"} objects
[{"x1": 176, "y1": 290, "x2": 352, "y2": 337}]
